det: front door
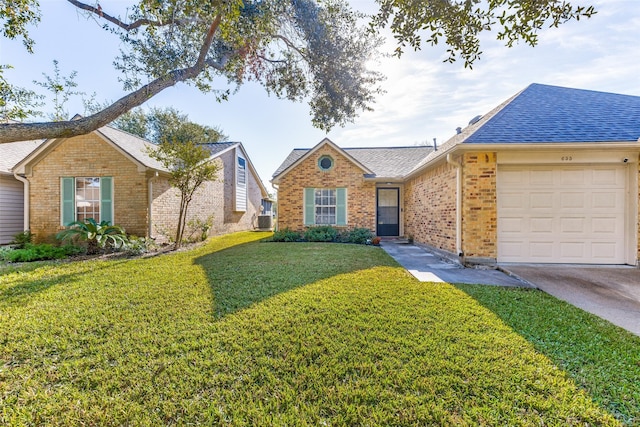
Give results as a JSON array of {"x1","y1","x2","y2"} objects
[{"x1": 377, "y1": 188, "x2": 400, "y2": 236}]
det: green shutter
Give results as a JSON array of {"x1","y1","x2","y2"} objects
[
  {"x1": 61, "y1": 177, "x2": 75, "y2": 226},
  {"x1": 304, "y1": 188, "x2": 315, "y2": 226},
  {"x1": 100, "y1": 177, "x2": 113, "y2": 225},
  {"x1": 336, "y1": 188, "x2": 347, "y2": 226}
]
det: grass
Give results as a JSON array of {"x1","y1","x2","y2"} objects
[{"x1": 0, "y1": 231, "x2": 638, "y2": 425}]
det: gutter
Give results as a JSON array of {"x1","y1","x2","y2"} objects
[
  {"x1": 12, "y1": 171, "x2": 30, "y2": 232},
  {"x1": 446, "y1": 153, "x2": 462, "y2": 257}
]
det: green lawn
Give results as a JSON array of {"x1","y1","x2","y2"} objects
[{"x1": 1, "y1": 231, "x2": 638, "y2": 425}]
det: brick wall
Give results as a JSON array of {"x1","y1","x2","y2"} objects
[
  {"x1": 461, "y1": 152, "x2": 497, "y2": 260},
  {"x1": 404, "y1": 162, "x2": 457, "y2": 253},
  {"x1": 151, "y1": 148, "x2": 264, "y2": 243},
  {"x1": 28, "y1": 134, "x2": 149, "y2": 242},
  {"x1": 276, "y1": 144, "x2": 376, "y2": 231}
]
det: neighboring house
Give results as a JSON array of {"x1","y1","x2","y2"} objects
[
  {"x1": 3, "y1": 125, "x2": 270, "y2": 244},
  {"x1": 0, "y1": 139, "x2": 45, "y2": 244},
  {"x1": 273, "y1": 83, "x2": 640, "y2": 266}
]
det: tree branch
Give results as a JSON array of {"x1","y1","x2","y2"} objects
[
  {"x1": 66, "y1": 0, "x2": 198, "y2": 30},
  {"x1": 0, "y1": 15, "x2": 223, "y2": 144}
]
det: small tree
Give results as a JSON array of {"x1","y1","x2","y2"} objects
[{"x1": 147, "y1": 140, "x2": 219, "y2": 249}]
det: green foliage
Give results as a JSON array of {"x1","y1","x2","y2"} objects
[
  {"x1": 0, "y1": 243, "x2": 83, "y2": 262},
  {"x1": 0, "y1": 232, "x2": 634, "y2": 425},
  {"x1": 10, "y1": 230, "x2": 33, "y2": 249},
  {"x1": 372, "y1": 0, "x2": 596, "y2": 67},
  {"x1": 338, "y1": 227, "x2": 374, "y2": 244},
  {"x1": 32, "y1": 59, "x2": 85, "y2": 121},
  {"x1": 271, "y1": 227, "x2": 302, "y2": 242},
  {"x1": 110, "y1": 107, "x2": 228, "y2": 144},
  {"x1": 186, "y1": 216, "x2": 214, "y2": 242},
  {"x1": 56, "y1": 219, "x2": 129, "y2": 253},
  {"x1": 0, "y1": 0, "x2": 383, "y2": 140},
  {"x1": 146, "y1": 139, "x2": 220, "y2": 248},
  {"x1": 0, "y1": 0, "x2": 40, "y2": 53},
  {"x1": 121, "y1": 236, "x2": 155, "y2": 256},
  {"x1": 304, "y1": 225, "x2": 338, "y2": 242}
]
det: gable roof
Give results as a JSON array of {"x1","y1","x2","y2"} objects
[
  {"x1": 202, "y1": 141, "x2": 270, "y2": 197},
  {"x1": 465, "y1": 83, "x2": 640, "y2": 143},
  {"x1": 0, "y1": 139, "x2": 45, "y2": 175},
  {"x1": 96, "y1": 126, "x2": 167, "y2": 171},
  {"x1": 12, "y1": 125, "x2": 169, "y2": 174},
  {"x1": 407, "y1": 83, "x2": 640, "y2": 178},
  {"x1": 272, "y1": 138, "x2": 433, "y2": 181}
]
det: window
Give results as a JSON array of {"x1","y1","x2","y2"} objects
[
  {"x1": 318, "y1": 155, "x2": 334, "y2": 171},
  {"x1": 304, "y1": 187, "x2": 347, "y2": 226},
  {"x1": 61, "y1": 177, "x2": 113, "y2": 226},
  {"x1": 76, "y1": 177, "x2": 101, "y2": 222},
  {"x1": 315, "y1": 188, "x2": 336, "y2": 224},
  {"x1": 235, "y1": 155, "x2": 247, "y2": 211}
]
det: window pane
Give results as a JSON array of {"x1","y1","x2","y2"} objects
[{"x1": 76, "y1": 177, "x2": 101, "y2": 222}]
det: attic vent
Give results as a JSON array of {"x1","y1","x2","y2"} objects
[
  {"x1": 456, "y1": 127, "x2": 462, "y2": 134},
  {"x1": 468, "y1": 115, "x2": 482, "y2": 125}
]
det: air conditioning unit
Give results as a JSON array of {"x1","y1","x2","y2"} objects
[{"x1": 257, "y1": 215, "x2": 272, "y2": 231}]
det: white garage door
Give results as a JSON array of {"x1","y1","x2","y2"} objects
[{"x1": 497, "y1": 165, "x2": 627, "y2": 264}]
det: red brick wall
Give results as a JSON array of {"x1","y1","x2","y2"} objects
[
  {"x1": 28, "y1": 133, "x2": 149, "y2": 242},
  {"x1": 151, "y1": 148, "x2": 264, "y2": 243},
  {"x1": 276, "y1": 145, "x2": 376, "y2": 231},
  {"x1": 404, "y1": 162, "x2": 457, "y2": 253},
  {"x1": 461, "y1": 152, "x2": 497, "y2": 259}
]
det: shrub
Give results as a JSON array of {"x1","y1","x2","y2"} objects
[
  {"x1": 122, "y1": 236, "x2": 155, "y2": 256},
  {"x1": 338, "y1": 228, "x2": 374, "y2": 244},
  {"x1": 10, "y1": 230, "x2": 33, "y2": 249},
  {"x1": 304, "y1": 226, "x2": 338, "y2": 242},
  {"x1": 56, "y1": 219, "x2": 129, "y2": 254},
  {"x1": 2, "y1": 243, "x2": 83, "y2": 262},
  {"x1": 271, "y1": 228, "x2": 302, "y2": 242}
]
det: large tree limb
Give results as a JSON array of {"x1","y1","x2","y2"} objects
[
  {"x1": 66, "y1": 0, "x2": 198, "y2": 30},
  {"x1": 0, "y1": 15, "x2": 223, "y2": 144}
]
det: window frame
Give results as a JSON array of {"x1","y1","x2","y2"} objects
[
  {"x1": 303, "y1": 187, "x2": 347, "y2": 227},
  {"x1": 60, "y1": 177, "x2": 113, "y2": 226}
]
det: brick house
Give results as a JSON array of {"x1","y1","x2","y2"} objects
[
  {"x1": 273, "y1": 84, "x2": 640, "y2": 266},
  {"x1": 4, "y1": 125, "x2": 271, "y2": 244}
]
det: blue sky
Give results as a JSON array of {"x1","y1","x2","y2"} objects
[{"x1": 2, "y1": 0, "x2": 639, "y2": 192}]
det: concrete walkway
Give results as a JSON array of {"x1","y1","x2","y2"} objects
[{"x1": 380, "y1": 239, "x2": 529, "y2": 287}]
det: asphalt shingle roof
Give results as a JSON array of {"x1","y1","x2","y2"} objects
[
  {"x1": 97, "y1": 126, "x2": 167, "y2": 171},
  {"x1": 273, "y1": 146, "x2": 433, "y2": 179},
  {"x1": 465, "y1": 83, "x2": 640, "y2": 143},
  {"x1": 0, "y1": 139, "x2": 45, "y2": 174}
]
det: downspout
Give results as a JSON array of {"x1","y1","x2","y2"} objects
[
  {"x1": 271, "y1": 182, "x2": 279, "y2": 231},
  {"x1": 446, "y1": 153, "x2": 462, "y2": 257},
  {"x1": 147, "y1": 171, "x2": 158, "y2": 238},
  {"x1": 13, "y1": 171, "x2": 29, "y2": 232}
]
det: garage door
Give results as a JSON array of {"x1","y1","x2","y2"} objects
[{"x1": 497, "y1": 165, "x2": 627, "y2": 264}]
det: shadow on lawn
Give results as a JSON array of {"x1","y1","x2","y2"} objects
[
  {"x1": 195, "y1": 241, "x2": 396, "y2": 318},
  {"x1": 0, "y1": 259, "x2": 132, "y2": 304},
  {"x1": 455, "y1": 284, "x2": 640, "y2": 425}
]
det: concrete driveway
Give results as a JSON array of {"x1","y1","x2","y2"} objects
[{"x1": 501, "y1": 264, "x2": 640, "y2": 337}]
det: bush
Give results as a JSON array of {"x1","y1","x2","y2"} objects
[
  {"x1": 56, "y1": 219, "x2": 129, "y2": 254},
  {"x1": 338, "y1": 228, "x2": 374, "y2": 244},
  {"x1": 271, "y1": 228, "x2": 302, "y2": 242},
  {"x1": 1, "y1": 243, "x2": 83, "y2": 263},
  {"x1": 10, "y1": 230, "x2": 33, "y2": 249},
  {"x1": 304, "y1": 226, "x2": 338, "y2": 242},
  {"x1": 122, "y1": 236, "x2": 155, "y2": 255}
]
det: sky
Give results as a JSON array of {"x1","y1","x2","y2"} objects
[{"x1": 2, "y1": 0, "x2": 640, "y2": 192}]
